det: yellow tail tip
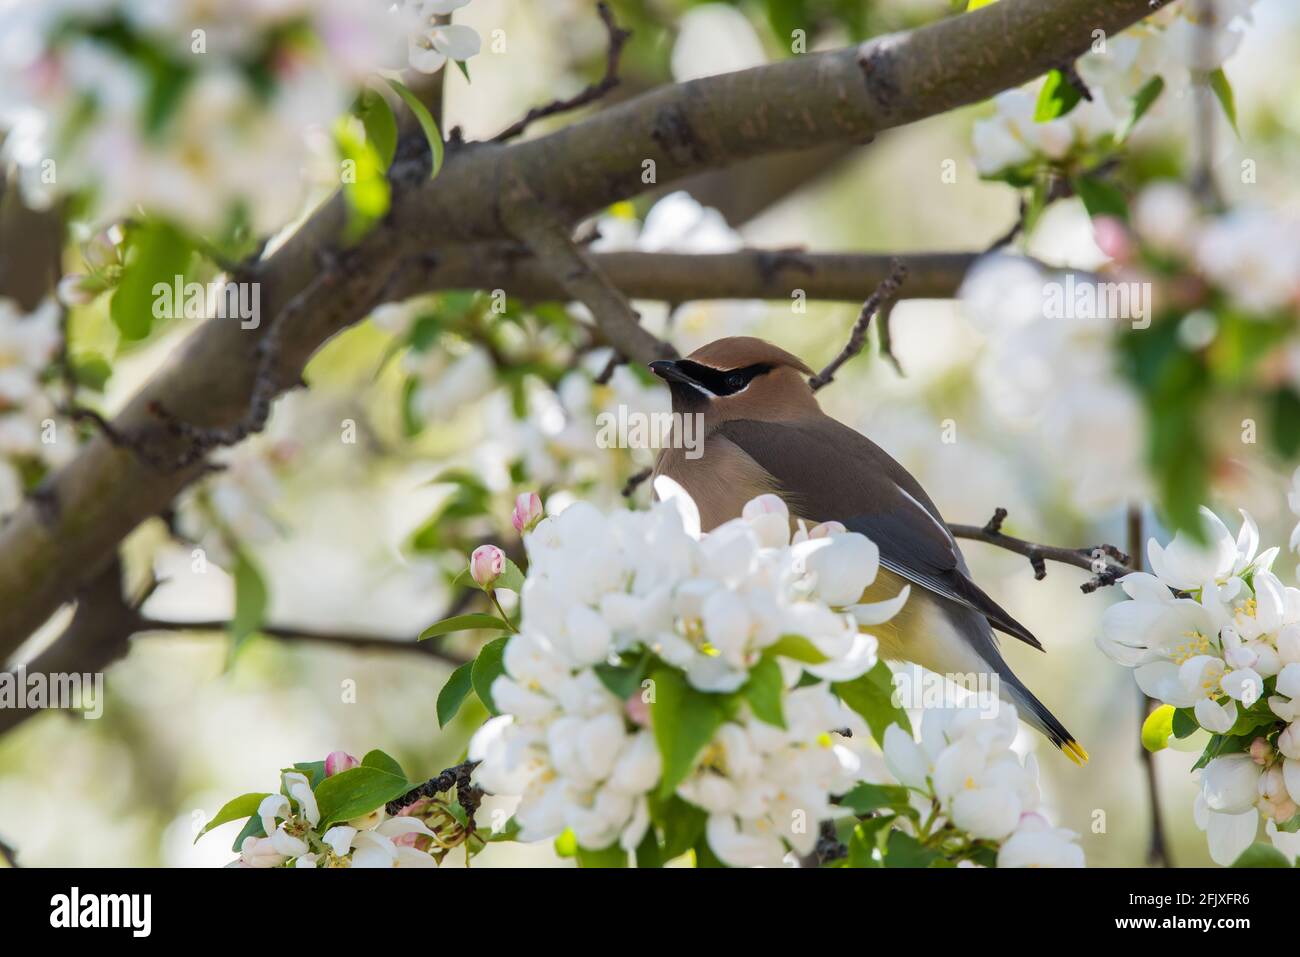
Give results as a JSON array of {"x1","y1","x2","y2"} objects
[{"x1": 1063, "y1": 740, "x2": 1090, "y2": 766}]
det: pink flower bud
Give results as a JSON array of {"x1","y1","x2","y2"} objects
[
  {"x1": 1092, "y1": 216, "x2": 1135, "y2": 264},
  {"x1": 470, "y1": 544, "x2": 505, "y2": 588},
  {"x1": 809, "y1": 520, "x2": 847, "y2": 539},
  {"x1": 625, "y1": 692, "x2": 650, "y2": 727},
  {"x1": 325, "y1": 751, "x2": 359, "y2": 776},
  {"x1": 742, "y1": 493, "x2": 788, "y2": 522},
  {"x1": 1249, "y1": 736, "x2": 1273, "y2": 765},
  {"x1": 512, "y1": 492, "x2": 544, "y2": 534}
]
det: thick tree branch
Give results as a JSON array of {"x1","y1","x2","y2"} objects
[
  {"x1": 0, "y1": 556, "x2": 139, "y2": 736},
  {"x1": 413, "y1": 247, "x2": 981, "y2": 304},
  {"x1": 948, "y1": 508, "x2": 1130, "y2": 593},
  {"x1": 502, "y1": 180, "x2": 675, "y2": 364},
  {"x1": 0, "y1": 0, "x2": 1162, "y2": 657}
]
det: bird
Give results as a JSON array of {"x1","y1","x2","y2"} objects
[{"x1": 649, "y1": 335, "x2": 1087, "y2": 764}]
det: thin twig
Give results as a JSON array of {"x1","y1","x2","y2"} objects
[
  {"x1": 492, "y1": 1, "x2": 631, "y2": 142},
  {"x1": 622, "y1": 466, "x2": 652, "y2": 498},
  {"x1": 948, "y1": 508, "x2": 1130, "y2": 593},
  {"x1": 808, "y1": 259, "x2": 908, "y2": 391},
  {"x1": 876, "y1": 299, "x2": 903, "y2": 375},
  {"x1": 145, "y1": 266, "x2": 336, "y2": 471},
  {"x1": 594, "y1": 351, "x2": 626, "y2": 385},
  {"x1": 1129, "y1": 503, "x2": 1170, "y2": 867},
  {"x1": 0, "y1": 835, "x2": 19, "y2": 868},
  {"x1": 387, "y1": 760, "x2": 481, "y2": 818},
  {"x1": 135, "y1": 617, "x2": 472, "y2": 665},
  {"x1": 1056, "y1": 58, "x2": 1092, "y2": 102},
  {"x1": 1190, "y1": 0, "x2": 1222, "y2": 211}
]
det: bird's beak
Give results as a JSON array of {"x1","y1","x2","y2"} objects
[{"x1": 648, "y1": 359, "x2": 697, "y2": 387}]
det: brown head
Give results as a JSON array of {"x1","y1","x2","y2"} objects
[{"x1": 648, "y1": 336, "x2": 820, "y2": 424}]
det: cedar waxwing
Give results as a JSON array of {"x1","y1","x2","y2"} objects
[{"x1": 650, "y1": 336, "x2": 1087, "y2": 764}]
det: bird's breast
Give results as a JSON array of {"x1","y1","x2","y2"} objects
[{"x1": 653, "y1": 434, "x2": 780, "y2": 531}]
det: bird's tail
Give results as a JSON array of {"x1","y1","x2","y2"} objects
[{"x1": 998, "y1": 668, "x2": 1088, "y2": 766}]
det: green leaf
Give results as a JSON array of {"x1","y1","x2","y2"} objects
[
  {"x1": 418, "y1": 613, "x2": 510, "y2": 641},
  {"x1": 767, "y1": 633, "x2": 829, "y2": 664},
  {"x1": 1209, "y1": 67, "x2": 1237, "y2": 135},
  {"x1": 649, "y1": 794, "x2": 707, "y2": 861},
  {"x1": 1072, "y1": 174, "x2": 1128, "y2": 220},
  {"x1": 1231, "y1": 843, "x2": 1291, "y2": 868},
  {"x1": 1141, "y1": 704, "x2": 1175, "y2": 752},
  {"x1": 355, "y1": 87, "x2": 398, "y2": 168},
  {"x1": 837, "y1": 782, "x2": 913, "y2": 816},
  {"x1": 740, "y1": 655, "x2": 785, "y2": 728},
  {"x1": 845, "y1": 816, "x2": 894, "y2": 868},
  {"x1": 594, "y1": 653, "x2": 649, "y2": 700},
  {"x1": 834, "y1": 661, "x2": 909, "y2": 746},
  {"x1": 361, "y1": 749, "x2": 406, "y2": 779},
  {"x1": 110, "y1": 220, "x2": 193, "y2": 341},
  {"x1": 335, "y1": 118, "x2": 390, "y2": 243},
  {"x1": 71, "y1": 354, "x2": 113, "y2": 392},
  {"x1": 485, "y1": 816, "x2": 522, "y2": 843},
  {"x1": 230, "y1": 551, "x2": 268, "y2": 654},
  {"x1": 471, "y1": 635, "x2": 511, "y2": 715},
  {"x1": 576, "y1": 842, "x2": 629, "y2": 868},
  {"x1": 1172, "y1": 707, "x2": 1199, "y2": 739},
  {"x1": 314, "y1": 765, "x2": 411, "y2": 830},
  {"x1": 1269, "y1": 388, "x2": 1300, "y2": 459},
  {"x1": 1120, "y1": 75, "x2": 1164, "y2": 140},
  {"x1": 437, "y1": 661, "x2": 475, "y2": 727},
  {"x1": 650, "y1": 667, "x2": 731, "y2": 799},
  {"x1": 883, "y1": 830, "x2": 940, "y2": 868},
  {"x1": 293, "y1": 761, "x2": 327, "y2": 790},
  {"x1": 230, "y1": 812, "x2": 266, "y2": 854},
  {"x1": 495, "y1": 558, "x2": 525, "y2": 594},
  {"x1": 1034, "y1": 69, "x2": 1082, "y2": 122},
  {"x1": 196, "y1": 792, "x2": 269, "y2": 842},
  {"x1": 385, "y1": 77, "x2": 444, "y2": 179},
  {"x1": 634, "y1": 829, "x2": 663, "y2": 868}
]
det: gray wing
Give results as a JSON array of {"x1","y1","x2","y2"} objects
[{"x1": 716, "y1": 417, "x2": 1043, "y2": 652}]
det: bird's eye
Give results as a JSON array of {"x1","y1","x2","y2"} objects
[{"x1": 725, "y1": 374, "x2": 745, "y2": 391}]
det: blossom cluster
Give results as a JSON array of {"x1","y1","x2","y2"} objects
[
  {"x1": 467, "y1": 483, "x2": 1081, "y2": 867},
  {"x1": 883, "y1": 698, "x2": 1085, "y2": 868},
  {"x1": 1098, "y1": 506, "x2": 1300, "y2": 864},
  {"x1": 1104, "y1": 180, "x2": 1300, "y2": 318},
  {"x1": 0, "y1": 0, "x2": 478, "y2": 236},
  {"x1": 972, "y1": 1, "x2": 1256, "y2": 178},
  {"x1": 232, "y1": 752, "x2": 444, "y2": 868},
  {"x1": 469, "y1": 483, "x2": 891, "y2": 865},
  {"x1": 958, "y1": 254, "x2": 1148, "y2": 513}
]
